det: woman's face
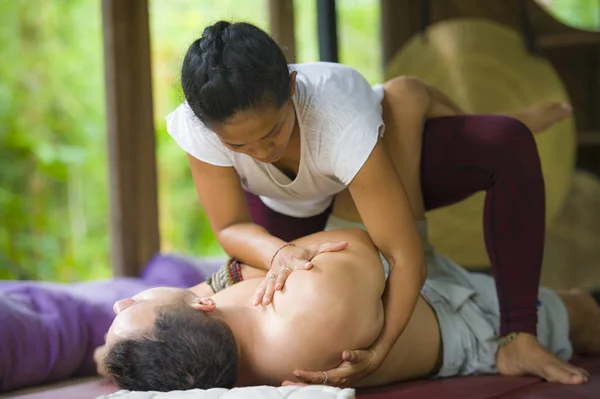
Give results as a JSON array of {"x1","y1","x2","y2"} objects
[{"x1": 211, "y1": 80, "x2": 297, "y2": 163}]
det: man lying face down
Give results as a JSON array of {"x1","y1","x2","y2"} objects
[{"x1": 98, "y1": 226, "x2": 598, "y2": 392}]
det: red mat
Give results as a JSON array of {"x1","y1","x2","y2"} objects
[
  {"x1": 358, "y1": 357, "x2": 600, "y2": 398},
  {"x1": 6, "y1": 357, "x2": 600, "y2": 399}
]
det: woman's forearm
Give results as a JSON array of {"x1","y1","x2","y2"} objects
[
  {"x1": 344, "y1": 139, "x2": 429, "y2": 358},
  {"x1": 218, "y1": 222, "x2": 286, "y2": 270},
  {"x1": 371, "y1": 257, "x2": 426, "y2": 355}
]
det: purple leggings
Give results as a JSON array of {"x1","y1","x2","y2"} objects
[{"x1": 245, "y1": 115, "x2": 543, "y2": 336}]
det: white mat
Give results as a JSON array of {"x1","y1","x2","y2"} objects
[{"x1": 98, "y1": 385, "x2": 356, "y2": 399}]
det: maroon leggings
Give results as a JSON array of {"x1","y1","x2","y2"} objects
[{"x1": 245, "y1": 115, "x2": 543, "y2": 336}]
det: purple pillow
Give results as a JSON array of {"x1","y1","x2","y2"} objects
[{"x1": 0, "y1": 254, "x2": 220, "y2": 393}]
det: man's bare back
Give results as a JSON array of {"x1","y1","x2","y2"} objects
[{"x1": 196, "y1": 228, "x2": 442, "y2": 387}]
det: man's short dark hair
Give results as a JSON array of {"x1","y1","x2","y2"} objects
[{"x1": 105, "y1": 304, "x2": 238, "y2": 391}]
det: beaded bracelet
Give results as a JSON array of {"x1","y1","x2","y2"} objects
[
  {"x1": 206, "y1": 258, "x2": 244, "y2": 293},
  {"x1": 496, "y1": 332, "x2": 519, "y2": 347}
]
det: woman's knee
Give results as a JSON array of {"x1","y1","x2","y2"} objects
[
  {"x1": 459, "y1": 115, "x2": 538, "y2": 164},
  {"x1": 475, "y1": 115, "x2": 535, "y2": 148}
]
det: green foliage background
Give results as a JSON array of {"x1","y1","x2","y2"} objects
[{"x1": 0, "y1": 0, "x2": 596, "y2": 281}]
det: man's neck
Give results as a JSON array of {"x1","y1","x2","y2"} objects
[{"x1": 212, "y1": 305, "x2": 259, "y2": 385}]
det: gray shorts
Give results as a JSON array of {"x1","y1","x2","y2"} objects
[{"x1": 422, "y1": 249, "x2": 573, "y2": 377}]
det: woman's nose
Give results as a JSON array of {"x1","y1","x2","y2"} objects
[{"x1": 251, "y1": 141, "x2": 275, "y2": 160}]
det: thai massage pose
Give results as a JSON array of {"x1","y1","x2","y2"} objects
[
  {"x1": 99, "y1": 228, "x2": 596, "y2": 391},
  {"x1": 166, "y1": 21, "x2": 581, "y2": 386}
]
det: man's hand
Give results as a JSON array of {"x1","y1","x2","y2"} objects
[
  {"x1": 496, "y1": 333, "x2": 589, "y2": 384},
  {"x1": 283, "y1": 349, "x2": 381, "y2": 387}
]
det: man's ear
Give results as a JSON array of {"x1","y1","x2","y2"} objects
[
  {"x1": 289, "y1": 71, "x2": 297, "y2": 97},
  {"x1": 191, "y1": 297, "x2": 216, "y2": 313}
]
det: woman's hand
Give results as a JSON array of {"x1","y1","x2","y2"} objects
[
  {"x1": 253, "y1": 241, "x2": 348, "y2": 306},
  {"x1": 283, "y1": 349, "x2": 381, "y2": 387}
]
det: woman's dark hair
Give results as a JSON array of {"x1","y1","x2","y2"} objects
[
  {"x1": 104, "y1": 305, "x2": 238, "y2": 392},
  {"x1": 181, "y1": 21, "x2": 291, "y2": 126}
]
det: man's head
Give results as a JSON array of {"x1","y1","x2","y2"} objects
[{"x1": 103, "y1": 287, "x2": 238, "y2": 391}]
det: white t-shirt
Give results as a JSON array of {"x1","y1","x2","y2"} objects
[{"x1": 166, "y1": 62, "x2": 385, "y2": 218}]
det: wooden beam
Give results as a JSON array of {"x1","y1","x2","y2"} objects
[
  {"x1": 379, "y1": 0, "x2": 600, "y2": 71},
  {"x1": 380, "y1": 0, "x2": 418, "y2": 72},
  {"x1": 269, "y1": 0, "x2": 296, "y2": 61},
  {"x1": 591, "y1": 44, "x2": 600, "y2": 131},
  {"x1": 578, "y1": 131, "x2": 600, "y2": 146},
  {"x1": 102, "y1": 0, "x2": 160, "y2": 277},
  {"x1": 317, "y1": 0, "x2": 339, "y2": 62}
]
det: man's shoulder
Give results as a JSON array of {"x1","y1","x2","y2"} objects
[{"x1": 293, "y1": 227, "x2": 374, "y2": 250}]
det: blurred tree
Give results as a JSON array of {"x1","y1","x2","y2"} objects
[
  {"x1": 4, "y1": 0, "x2": 591, "y2": 281},
  {"x1": 539, "y1": 0, "x2": 600, "y2": 31},
  {"x1": 0, "y1": 0, "x2": 108, "y2": 281}
]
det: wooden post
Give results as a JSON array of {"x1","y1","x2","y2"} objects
[
  {"x1": 102, "y1": 0, "x2": 160, "y2": 277},
  {"x1": 269, "y1": 0, "x2": 296, "y2": 61},
  {"x1": 316, "y1": 0, "x2": 339, "y2": 62},
  {"x1": 380, "y1": 0, "x2": 418, "y2": 72}
]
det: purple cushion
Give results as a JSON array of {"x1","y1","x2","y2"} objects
[{"x1": 0, "y1": 254, "x2": 220, "y2": 393}]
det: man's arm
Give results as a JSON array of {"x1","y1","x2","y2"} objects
[{"x1": 189, "y1": 263, "x2": 267, "y2": 298}]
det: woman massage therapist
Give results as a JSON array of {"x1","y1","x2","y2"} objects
[{"x1": 166, "y1": 21, "x2": 584, "y2": 386}]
